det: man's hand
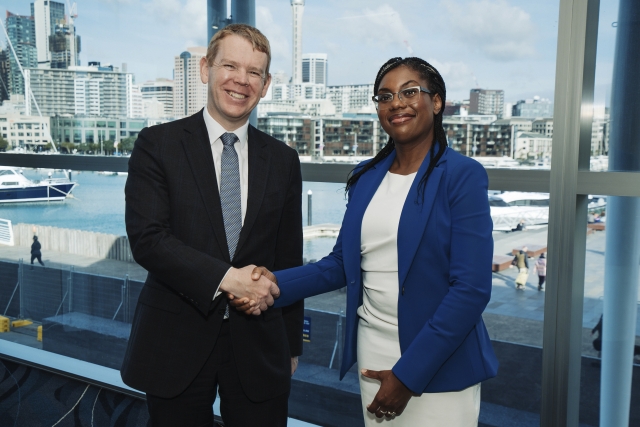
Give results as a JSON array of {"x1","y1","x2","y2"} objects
[
  {"x1": 228, "y1": 266, "x2": 278, "y2": 316},
  {"x1": 291, "y1": 356, "x2": 299, "y2": 376},
  {"x1": 220, "y1": 265, "x2": 279, "y2": 313},
  {"x1": 361, "y1": 369, "x2": 414, "y2": 418}
]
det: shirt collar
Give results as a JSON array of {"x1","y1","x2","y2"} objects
[{"x1": 202, "y1": 107, "x2": 249, "y2": 148}]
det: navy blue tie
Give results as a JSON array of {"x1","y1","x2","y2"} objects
[{"x1": 220, "y1": 132, "x2": 242, "y2": 261}]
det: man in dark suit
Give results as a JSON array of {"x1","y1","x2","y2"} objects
[{"x1": 121, "y1": 24, "x2": 303, "y2": 427}]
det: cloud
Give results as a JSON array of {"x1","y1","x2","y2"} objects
[
  {"x1": 428, "y1": 59, "x2": 476, "y2": 93},
  {"x1": 143, "y1": 0, "x2": 207, "y2": 44},
  {"x1": 442, "y1": 0, "x2": 536, "y2": 61},
  {"x1": 339, "y1": 4, "x2": 411, "y2": 50},
  {"x1": 256, "y1": 6, "x2": 290, "y2": 62}
]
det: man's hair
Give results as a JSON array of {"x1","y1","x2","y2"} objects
[{"x1": 206, "y1": 23, "x2": 271, "y2": 76}]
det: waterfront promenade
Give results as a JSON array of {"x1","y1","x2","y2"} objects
[{"x1": 1, "y1": 225, "x2": 639, "y2": 358}]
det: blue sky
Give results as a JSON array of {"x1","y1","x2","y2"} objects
[{"x1": 1, "y1": 0, "x2": 620, "y2": 105}]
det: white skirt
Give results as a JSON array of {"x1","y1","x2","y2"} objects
[{"x1": 357, "y1": 316, "x2": 481, "y2": 426}]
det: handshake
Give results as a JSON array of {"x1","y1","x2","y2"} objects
[{"x1": 221, "y1": 265, "x2": 278, "y2": 316}]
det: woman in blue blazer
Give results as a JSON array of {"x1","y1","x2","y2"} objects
[{"x1": 234, "y1": 57, "x2": 498, "y2": 425}]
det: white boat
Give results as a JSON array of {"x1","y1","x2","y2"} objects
[
  {"x1": 489, "y1": 192, "x2": 549, "y2": 231},
  {"x1": 490, "y1": 192, "x2": 607, "y2": 231},
  {"x1": 0, "y1": 167, "x2": 77, "y2": 203}
]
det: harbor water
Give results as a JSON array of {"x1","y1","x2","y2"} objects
[{"x1": 0, "y1": 169, "x2": 347, "y2": 261}]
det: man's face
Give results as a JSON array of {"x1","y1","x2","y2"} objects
[{"x1": 200, "y1": 34, "x2": 271, "y2": 130}]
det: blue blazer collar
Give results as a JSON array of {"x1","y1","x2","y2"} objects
[
  {"x1": 342, "y1": 143, "x2": 449, "y2": 287},
  {"x1": 397, "y1": 144, "x2": 447, "y2": 286}
]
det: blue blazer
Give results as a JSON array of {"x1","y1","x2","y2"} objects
[{"x1": 275, "y1": 145, "x2": 499, "y2": 394}]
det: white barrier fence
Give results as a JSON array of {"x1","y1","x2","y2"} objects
[{"x1": 0, "y1": 219, "x2": 14, "y2": 246}]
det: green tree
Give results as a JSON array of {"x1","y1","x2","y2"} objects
[
  {"x1": 0, "y1": 135, "x2": 8, "y2": 152},
  {"x1": 60, "y1": 142, "x2": 76, "y2": 154},
  {"x1": 119, "y1": 136, "x2": 136, "y2": 154},
  {"x1": 102, "y1": 140, "x2": 116, "y2": 155}
]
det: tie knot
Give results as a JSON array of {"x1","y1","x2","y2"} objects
[{"x1": 221, "y1": 132, "x2": 239, "y2": 147}]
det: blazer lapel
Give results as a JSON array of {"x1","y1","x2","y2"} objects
[
  {"x1": 234, "y1": 125, "x2": 269, "y2": 258},
  {"x1": 341, "y1": 152, "x2": 396, "y2": 274},
  {"x1": 181, "y1": 111, "x2": 230, "y2": 262},
  {"x1": 397, "y1": 145, "x2": 448, "y2": 287}
]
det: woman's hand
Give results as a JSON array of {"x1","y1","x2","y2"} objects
[
  {"x1": 361, "y1": 369, "x2": 414, "y2": 418},
  {"x1": 227, "y1": 266, "x2": 279, "y2": 315}
]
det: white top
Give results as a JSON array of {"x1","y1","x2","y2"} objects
[{"x1": 358, "y1": 171, "x2": 417, "y2": 326}]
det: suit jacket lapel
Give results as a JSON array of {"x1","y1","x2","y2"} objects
[
  {"x1": 234, "y1": 125, "x2": 269, "y2": 257},
  {"x1": 342, "y1": 152, "x2": 396, "y2": 275},
  {"x1": 397, "y1": 145, "x2": 448, "y2": 287},
  {"x1": 181, "y1": 111, "x2": 230, "y2": 262}
]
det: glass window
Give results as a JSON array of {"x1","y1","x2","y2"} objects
[
  {"x1": 85, "y1": 130, "x2": 94, "y2": 143},
  {"x1": 128, "y1": 121, "x2": 145, "y2": 131}
]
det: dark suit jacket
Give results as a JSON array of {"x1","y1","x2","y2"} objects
[{"x1": 120, "y1": 110, "x2": 304, "y2": 401}]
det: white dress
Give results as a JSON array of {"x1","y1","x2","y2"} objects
[{"x1": 357, "y1": 171, "x2": 481, "y2": 426}]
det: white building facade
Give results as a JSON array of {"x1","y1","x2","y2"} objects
[
  {"x1": 0, "y1": 114, "x2": 51, "y2": 149},
  {"x1": 25, "y1": 65, "x2": 131, "y2": 117},
  {"x1": 141, "y1": 78, "x2": 174, "y2": 118}
]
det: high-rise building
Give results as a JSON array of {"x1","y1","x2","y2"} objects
[
  {"x1": 0, "y1": 47, "x2": 9, "y2": 102},
  {"x1": 327, "y1": 84, "x2": 375, "y2": 114},
  {"x1": 32, "y1": 0, "x2": 65, "y2": 68},
  {"x1": 512, "y1": 96, "x2": 554, "y2": 118},
  {"x1": 5, "y1": 12, "x2": 37, "y2": 96},
  {"x1": 469, "y1": 89, "x2": 505, "y2": 118},
  {"x1": 127, "y1": 77, "x2": 143, "y2": 118},
  {"x1": 141, "y1": 78, "x2": 174, "y2": 118},
  {"x1": 25, "y1": 64, "x2": 131, "y2": 117},
  {"x1": 291, "y1": 0, "x2": 304, "y2": 85},
  {"x1": 173, "y1": 47, "x2": 208, "y2": 118},
  {"x1": 49, "y1": 22, "x2": 81, "y2": 69},
  {"x1": 302, "y1": 53, "x2": 327, "y2": 85}
]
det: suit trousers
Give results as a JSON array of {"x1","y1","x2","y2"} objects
[{"x1": 146, "y1": 321, "x2": 290, "y2": 427}]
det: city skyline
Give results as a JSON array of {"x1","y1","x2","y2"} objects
[{"x1": 1, "y1": 0, "x2": 620, "y2": 107}]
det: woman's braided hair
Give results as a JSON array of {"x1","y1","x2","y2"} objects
[{"x1": 345, "y1": 57, "x2": 448, "y2": 202}]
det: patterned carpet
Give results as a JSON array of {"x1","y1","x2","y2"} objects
[{"x1": 0, "y1": 358, "x2": 150, "y2": 427}]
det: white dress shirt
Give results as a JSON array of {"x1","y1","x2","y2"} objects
[{"x1": 202, "y1": 108, "x2": 249, "y2": 299}]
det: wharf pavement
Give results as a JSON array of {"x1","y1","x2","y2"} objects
[{"x1": 1, "y1": 225, "x2": 639, "y2": 358}]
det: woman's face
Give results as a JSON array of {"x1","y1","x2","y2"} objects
[{"x1": 376, "y1": 65, "x2": 442, "y2": 146}]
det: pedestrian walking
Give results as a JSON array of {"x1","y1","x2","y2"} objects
[
  {"x1": 512, "y1": 246, "x2": 529, "y2": 290},
  {"x1": 30, "y1": 235, "x2": 44, "y2": 268},
  {"x1": 535, "y1": 253, "x2": 546, "y2": 291}
]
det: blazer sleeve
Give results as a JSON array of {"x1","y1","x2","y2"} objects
[
  {"x1": 125, "y1": 127, "x2": 231, "y2": 315},
  {"x1": 273, "y1": 176, "x2": 361, "y2": 307},
  {"x1": 274, "y1": 152, "x2": 305, "y2": 357},
  {"x1": 392, "y1": 160, "x2": 494, "y2": 393}
]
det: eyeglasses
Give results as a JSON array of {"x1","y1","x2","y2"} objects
[
  {"x1": 212, "y1": 62, "x2": 266, "y2": 83},
  {"x1": 372, "y1": 86, "x2": 431, "y2": 109}
]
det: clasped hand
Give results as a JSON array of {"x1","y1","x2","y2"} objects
[{"x1": 221, "y1": 265, "x2": 279, "y2": 314}]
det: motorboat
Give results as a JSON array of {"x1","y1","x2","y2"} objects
[
  {"x1": 0, "y1": 167, "x2": 77, "y2": 203},
  {"x1": 489, "y1": 192, "x2": 549, "y2": 231},
  {"x1": 490, "y1": 192, "x2": 607, "y2": 231}
]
